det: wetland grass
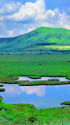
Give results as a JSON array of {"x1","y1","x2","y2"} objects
[
  {"x1": 18, "y1": 80, "x2": 70, "y2": 86},
  {"x1": 0, "y1": 84, "x2": 4, "y2": 87},
  {"x1": 0, "y1": 55, "x2": 69, "y2": 124},
  {"x1": 61, "y1": 101, "x2": 70, "y2": 106},
  {"x1": 0, "y1": 55, "x2": 70, "y2": 85},
  {"x1": 0, "y1": 96, "x2": 3, "y2": 102},
  {"x1": 0, "y1": 88, "x2": 5, "y2": 92},
  {"x1": 0, "y1": 102, "x2": 70, "y2": 124}
]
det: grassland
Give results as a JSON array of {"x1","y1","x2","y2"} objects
[
  {"x1": 0, "y1": 54, "x2": 70, "y2": 85},
  {"x1": 0, "y1": 101, "x2": 70, "y2": 125}
]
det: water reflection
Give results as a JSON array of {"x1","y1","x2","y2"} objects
[
  {"x1": 20, "y1": 86, "x2": 46, "y2": 96},
  {"x1": 17, "y1": 76, "x2": 70, "y2": 82},
  {"x1": 0, "y1": 84, "x2": 70, "y2": 109},
  {"x1": 5, "y1": 85, "x2": 21, "y2": 95},
  {"x1": 5, "y1": 85, "x2": 46, "y2": 96}
]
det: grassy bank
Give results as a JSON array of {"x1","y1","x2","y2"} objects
[
  {"x1": 0, "y1": 101, "x2": 70, "y2": 125},
  {"x1": 18, "y1": 80, "x2": 70, "y2": 86},
  {"x1": 0, "y1": 55, "x2": 70, "y2": 84},
  {"x1": 61, "y1": 101, "x2": 70, "y2": 106},
  {"x1": 0, "y1": 88, "x2": 5, "y2": 92}
]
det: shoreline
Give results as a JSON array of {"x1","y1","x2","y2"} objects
[
  {"x1": 0, "y1": 76, "x2": 70, "y2": 86},
  {"x1": 0, "y1": 101, "x2": 70, "y2": 124}
]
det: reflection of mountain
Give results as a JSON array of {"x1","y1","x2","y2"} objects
[{"x1": 5, "y1": 84, "x2": 46, "y2": 96}]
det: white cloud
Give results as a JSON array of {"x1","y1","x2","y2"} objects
[
  {"x1": 0, "y1": 2, "x2": 21, "y2": 14},
  {"x1": 7, "y1": 0, "x2": 45, "y2": 21},
  {"x1": 0, "y1": 0, "x2": 70, "y2": 37},
  {"x1": 5, "y1": 0, "x2": 70, "y2": 30},
  {"x1": 19, "y1": 30, "x2": 25, "y2": 35},
  {"x1": 0, "y1": 23, "x2": 15, "y2": 37},
  {"x1": 24, "y1": 24, "x2": 36, "y2": 32},
  {"x1": 65, "y1": 24, "x2": 70, "y2": 29},
  {"x1": 35, "y1": 8, "x2": 59, "y2": 21},
  {"x1": 7, "y1": 30, "x2": 14, "y2": 37}
]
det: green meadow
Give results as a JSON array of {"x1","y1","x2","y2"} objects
[
  {"x1": 0, "y1": 101, "x2": 70, "y2": 125},
  {"x1": 0, "y1": 54, "x2": 70, "y2": 84}
]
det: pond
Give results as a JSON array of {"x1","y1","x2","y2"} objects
[
  {"x1": 17, "y1": 76, "x2": 70, "y2": 82},
  {"x1": 0, "y1": 84, "x2": 70, "y2": 109}
]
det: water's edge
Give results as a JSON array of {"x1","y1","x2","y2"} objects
[{"x1": 17, "y1": 76, "x2": 70, "y2": 82}]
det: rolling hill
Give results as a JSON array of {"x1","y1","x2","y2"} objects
[{"x1": 0, "y1": 27, "x2": 70, "y2": 55}]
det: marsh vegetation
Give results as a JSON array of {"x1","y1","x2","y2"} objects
[
  {"x1": 0, "y1": 54, "x2": 70, "y2": 124},
  {"x1": 0, "y1": 55, "x2": 70, "y2": 84}
]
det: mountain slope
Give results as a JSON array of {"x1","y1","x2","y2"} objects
[{"x1": 0, "y1": 27, "x2": 70, "y2": 55}]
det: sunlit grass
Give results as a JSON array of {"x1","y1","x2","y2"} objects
[
  {"x1": 0, "y1": 55, "x2": 70, "y2": 84},
  {"x1": 0, "y1": 102, "x2": 70, "y2": 124},
  {"x1": 44, "y1": 45, "x2": 70, "y2": 50}
]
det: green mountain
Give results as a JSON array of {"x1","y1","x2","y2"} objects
[{"x1": 0, "y1": 27, "x2": 70, "y2": 55}]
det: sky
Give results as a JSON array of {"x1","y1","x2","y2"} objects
[{"x1": 0, "y1": 0, "x2": 70, "y2": 37}]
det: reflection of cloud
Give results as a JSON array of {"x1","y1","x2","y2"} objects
[
  {"x1": 67, "y1": 85, "x2": 70, "y2": 90},
  {"x1": 5, "y1": 85, "x2": 46, "y2": 96},
  {"x1": 55, "y1": 85, "x2": 59, "y2": 88},
  {"x1": 47, "y1": 85, "x2": 59, "y2": 88},
  {"x1": 5, "y1": 85, "x2": 21, "y2": 95},
  {"x1": 20, "y1": 86, "x2": 46, "y2": 96},
  {"x1": 59, "y1": 78, "x2": 70, "y2": 81}
]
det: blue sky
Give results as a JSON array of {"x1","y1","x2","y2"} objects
[{"x1": 0, "y1": 0, "x2": 70, "y2": 37}]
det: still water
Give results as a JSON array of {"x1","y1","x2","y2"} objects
[
  {"x1": 17, "y1": 76, "x2": 70, "y2": 82},
  {"x1": 0, "y1": 84, "x2": 70, "y2": 109}
]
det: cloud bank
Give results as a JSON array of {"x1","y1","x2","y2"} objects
[{"x1": 0, "y1": 0, "x2": 70, "y2": 37}]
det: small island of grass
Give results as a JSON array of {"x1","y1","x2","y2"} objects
[
  {"x1": 0, "y1": 88, "x2": 5, "y2": 92},
  {"x1": 61, "y1": 101, "x2": 70, "y2": 106},
  {"x1": 0, "y1": 84, "x2": 4, "y2": 87},
  {"x1": 0, "y1": 96, "x2": 3, "y2": 102},
  {"x1": 18, "y1": 80, "x2": 70, "y2": 86},
  {"x1": 48, "y1": 79, "x2": 59, "y2": 81}
]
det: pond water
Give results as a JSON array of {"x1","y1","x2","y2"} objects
[
  {"x1": 0, "y1": 84, "x2": 70, "y2": 109},
  {"x1": 17, "y1": 76, "x2": 70, "y2": 82}
]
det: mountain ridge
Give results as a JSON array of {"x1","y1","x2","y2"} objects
[{"x1": 0, "y1": 27, "x2": 70, "y2": 55}]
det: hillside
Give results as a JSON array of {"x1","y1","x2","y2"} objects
[{"x1": 0, "y1": 27, "x2": 70, "y2": 55}]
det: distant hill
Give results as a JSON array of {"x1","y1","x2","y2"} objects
[{"x1": 0, "y1": 27, "x2": 70, "y2": 55}]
